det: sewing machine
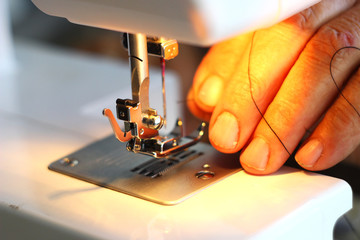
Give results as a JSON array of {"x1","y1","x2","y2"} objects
[{"x1": 0, "y1": 0, "x2": 353, "y2": 239}]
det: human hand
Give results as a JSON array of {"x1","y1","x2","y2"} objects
[{"x1": 187, "y1": 0, "x2": 360, "y2": 175}]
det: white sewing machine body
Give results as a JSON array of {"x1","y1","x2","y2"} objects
[
  {"x1": 31, "y1": 0, "x2": 320, "y2": 46},
  {"x1": 0, "y1": 0, "x2": 353, "y2": 239}
]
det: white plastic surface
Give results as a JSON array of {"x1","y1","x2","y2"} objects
[
  {"x1": 31, "y1": 0, "x2": 320, "y2": 46},
  {"x1": 0, "y1": 0, "x2": 15, "y2": 74},
  {"x1": 0, "y1": 40, "x2": 352, "y2": 240}
]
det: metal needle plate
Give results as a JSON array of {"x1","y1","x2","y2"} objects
[{"x1": 49, "y1": 135, "x2": 241, "y2": 205}]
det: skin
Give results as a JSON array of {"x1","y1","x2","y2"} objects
[{"x1": 187, "y1": 0, "x2": 360, "y2": 175}]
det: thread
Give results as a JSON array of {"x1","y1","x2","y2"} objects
[
  {"x1": 329, "y1": 46, "x2": 360, "y2": 117},
  {"x1": 248, "y1": 32, "x2": 360, "y2": 157},
  {"x1": 247, "y1": 32, "x2": 292, "y2": 156},
  {"x1": 184, "y1": 33, "x2": 360, "y2": 159},
  {"x1": 161, "y1": 57, "x2": 167, "y2": 128}
]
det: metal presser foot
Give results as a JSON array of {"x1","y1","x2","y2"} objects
[
  {"x1": 48, "y1": 33, "x2": 241, "y2": 205},
  {"x1": 102, "y1": 107, "x2": 206, "y2": 158}
]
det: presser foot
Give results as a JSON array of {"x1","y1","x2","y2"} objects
[
  {"x1": 126, "y1": 120, "x2": 206, "y2": 158},
  {"x1": 103, "y1": 107, "x2": 206, "y2": 158}
]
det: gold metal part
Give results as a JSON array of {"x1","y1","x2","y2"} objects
[
  {"x1": 142, "y1": 113, "x2": 164, "y2": 130},
  {"x1": 160, "y1": 39, "x2": 178, "y2": 60},
  {"x1": 103, "y1": 108, "x2": 132, "y2": 142},
  {"x1": 146, "y1": 37, "x2": 178, "y2": 60}
]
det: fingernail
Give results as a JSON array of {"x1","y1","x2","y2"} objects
[
  {"x1": 241, "y1": 137, "x2": 269, "y2": 171},
  {"x1": 295, "y1": 139, "x2": 323, "y2": 168},
  {"x1": 210, "y1": 112, "x2": 239, "y2": 150},
  {"x1": 198, "y1": 75, "x2": 223, "y2": 107}
]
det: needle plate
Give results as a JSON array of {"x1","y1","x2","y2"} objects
[{"x1": 49, "y1": 135, "x2": 241, "y2": 205}]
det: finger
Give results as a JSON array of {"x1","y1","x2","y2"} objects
[
  {"x1": 191, "y1": 33, "x2": 254, "y2": 114},
  {"x1": 296, "y1": 66, "x2": 360, "y2": 171},
  {"x1": 187, "y1": 87, "x2": 212, "y2": 121},
  {"x1": 208, "y1": 0, "x2": 356, "y2": 154},
  {"x1": 240, "y1": 2, "x2": 360, "y2": 174}
]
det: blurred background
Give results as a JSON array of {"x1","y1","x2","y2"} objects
[{"x1": 3, "y1": 0, "x2": 360, "y2": 238}]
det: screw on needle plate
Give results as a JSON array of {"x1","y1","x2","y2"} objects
[
  {"x1": 195, "y1": 170, "x2": 215, "y2": 180},
  {"x1": 60, "y1": 157, "x2": 79, "y2": 167}
]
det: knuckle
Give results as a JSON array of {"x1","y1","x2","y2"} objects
[
  {"x1": 306, "y1": 25, "x2": 357, "y2": 66},
  {"x1": 226, "y1": 69, "x2": 269, "y2": 107},
  {"x1": 285, "y1": 7, "x2": 319, "y2": 31},
  {"x1": 223, "y1": 71, "x2": 269, "y2": 114},
  {"x1": 283, "y1": 0, "x2": 358, "y2": 33},
  {"x1": 320, "y1": 24, "x2": 357, "y2": 49}
]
